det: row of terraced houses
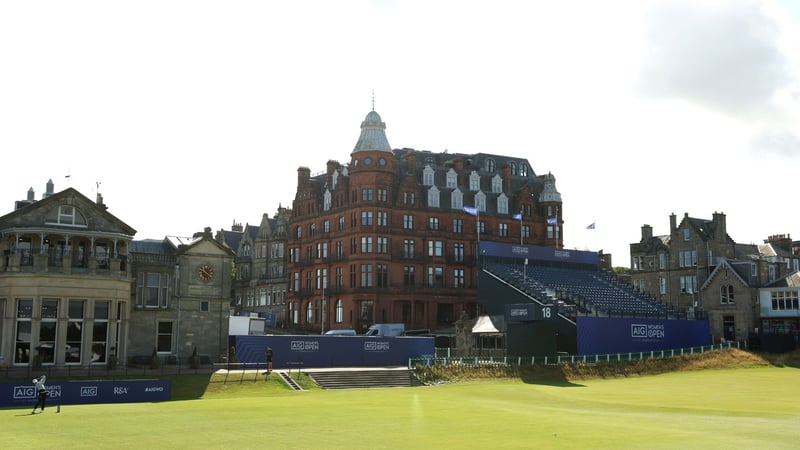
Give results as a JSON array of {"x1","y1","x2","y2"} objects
[{"x1": 1, "y1": 108, "x2": 798, "y2": 368}]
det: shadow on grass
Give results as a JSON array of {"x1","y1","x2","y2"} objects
[
  {"x1": 517, "y1": 366, "x2": 585, "y2": 387},
  {"x1": 164, "y1": 374, "x2": 215, "y2": 401}
]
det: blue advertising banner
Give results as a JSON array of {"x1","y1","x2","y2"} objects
[
  {"x1": 577, "y1": 317, "x2": 711, "y2": 355},
  {"x1": 479, "y1": 241, "x2": 599, "y2": 266},
  {"x1": 0, "y1": 379, "x2": 171, "y2": 408},
  {"x1": 232, "y1": 335, "x2": 435, "y2": 368}
]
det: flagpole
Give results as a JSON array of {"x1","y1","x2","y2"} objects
[{"x1": 518, "y1": 210, "x2": 523, "y2": 246}]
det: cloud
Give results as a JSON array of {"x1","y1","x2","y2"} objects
[
  {"x1": 636, "y1": 0, "x2": 792, "y2": 117},
  {"x1": 751, "y1": 127, "x2": 800, "y2": 157}
]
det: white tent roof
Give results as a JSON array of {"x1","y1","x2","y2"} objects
[{"x1": 472, "y1": 315, "x2": 501, "y2": 334}]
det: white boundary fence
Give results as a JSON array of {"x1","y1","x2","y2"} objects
[{"x1": 409, "y1": 340, "x2": 747, "y2": 368}]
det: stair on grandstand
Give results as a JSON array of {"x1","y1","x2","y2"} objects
[{"x1": 305, "y1": 368, "x2": 426, "y2": 389}]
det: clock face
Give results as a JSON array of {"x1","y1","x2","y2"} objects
[{"x1": 198, "y1": 264, "x2": 214, "y2": 282}]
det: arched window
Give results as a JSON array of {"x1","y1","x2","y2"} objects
[
  {"x1": 469, "y1": 171, "x2": 480, "y2": 191},
  {"x1": 335, "y1": 299, "x2": 343, "y2": 323},
  {"x1": 451, "y1": 188, "x2": 463, "y2": 210},
  {"x1": 446, "y1": 168, "x2": 457, "y2": 188},
  {"x1": 491, "y1": 174, "x2": 502, "y2": 193},
  {"x1": 485, "y1": 158, "x2": 496, "y2": 173},
  {"x1": 423, "y1": 165, "x2": 435, "y2": 186}
]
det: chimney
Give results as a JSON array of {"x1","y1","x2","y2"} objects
[
  {"x1": 669, "y1": 213, "x2": 677, "y2": 236},
  {"x1": 712, "y1": 212, "x2": 727, "y2": 241},
  {"x1": 641, "y1": 224, "x2": 653, "y2": 242},
  {"x1": 501, "y1": 163, "x2": 511, "y2": 193},
  {"x1": 231, "y1": 221, "x2": 243, "y2": 232},
  {"x1": 297, "y1": 167, "x2": 311, "y2": 191}
]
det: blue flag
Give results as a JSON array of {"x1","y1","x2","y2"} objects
[
  {"x1": 512, "y1": 213, "x2": 522, "y2": 221},
  {"x1": 586, "y1": 222, "x2": 596, "y2": 230},
  {"x1": 463, "y1": 206, "x2": 478, "y2": 216},
  {"x1": 547, "y1": 217, "x2": 557, "y2": 225}
]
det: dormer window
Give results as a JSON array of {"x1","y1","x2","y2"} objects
[
  {"x1": 451, "y1": 188, "x2": 463, "y2": 210},
  {"x1": 497, "y1": 193, "x2": 508, "y2": 214},
  {"x1": 491, "y1": 174, "x2": 502, "y2": 193},
  {"x1": 323, "y1": 190, "x2": 332, "y2": 211},
  {"x1": 423, "y1": 165, "x2": 435, "y2": 186},
  {"x1": 519, "y1": 163, "x2": 528, "y2": 176},
  {"x1": 469, "y1": 171, "x2": 480, "y2": 191},
  {"x1": 446, "y1": 168, "x2": 457, "y2": 188},
  {"x1": 510, "y1": 161, "x2": 517, "y2": 176},
  {"x1": 427, "y1": 186, "x2": 440, "y2": 208},
  {"x1": 475, "y1": 191, "x2": 486, "y2": 212},
  {"x1": 485, "y1": 158, "x2": 496, "y2": 173}
]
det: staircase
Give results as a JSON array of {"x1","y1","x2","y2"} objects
[{"x1": 305, "y1": 368, "x2": 426, "y2": 389}]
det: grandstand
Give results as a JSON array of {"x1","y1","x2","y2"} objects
[{"x1": 477, "y1": 241, "x2": 706, "y2": 356}]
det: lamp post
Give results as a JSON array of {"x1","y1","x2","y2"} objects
[{"x1": 321, "y1": 284, "x2": 325, "y2": 334}]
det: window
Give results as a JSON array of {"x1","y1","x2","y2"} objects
[
  {"x1": 377, "y1": 264, "x2": 388, "y2": 288},
  {"x1": 403, "y1": 215, "x2": 414, "y2": 230},
  {"x1": 15, "y1": 299, "x2": 32, "y2": 364},
  {"x1": 335, "y1": 299, "x2": 343, "y2": 323},
  {"x1": 427, "y1": 267, "x2": 444, "y2": 288},
  {"x1": 404, "y1": 192, "x2": 415, "y2": 205},
  {"x1": 680, "y1": 276, "x2": 698, "y2": 294},
  {"x1": 93, "y1": 301, "x2": 110, "y2": 362},
  {"x1": 137, "y1": 272, "x2": 170, "y2": 308},
  {"x1": 404, "y1": 239, "x2": 416, "y2": 259},
  {"x1": 296, "y1": 226, "x2": 302, "y2": 239},
  {"x1": 485, "y1": 158, "x2": 496, "y2": 173},
  {"x1": 510, "y1": 161, "x2": 517, "y2": 176},
  {"x1": 454, "y1": 243, "x2": 464, "y2": 262},
  {"x1": 361, "y1": 188, "x2": 373, "y2": 201},
  {"x1": 39, "y1": 299, "x2": 58, "y2": 365},
  {"x1": 519, "y1": 163, "x2": 528, "y2": 176},
  {"x1": 404, "y1": 266, "x2": 416, "y2": 286},
  {"x1": 323, "y1": 220, "x2": 330, "y2": 233},
  {"x1": 361, "y1": 211, "x2": 373, "y2": 226},
  {"x1": 659, "y1": 277, "x2": 666, "y2": 295},
  {"x1": 491, "y1": 174, "x2": 502, "y2": 193},
  {"x1": 679, "y1": 251, "x2": 697, "y2": 267},
  {"x1": 66, "y1": 300, "x2": 84, "y2": 363},
  {"x1": 497, "y1": 193, "x2": 508, "y2": 214},
  {"x1": 335, "y1": 241, "x2": 344, "y2": 259},
  {"x1": 360, "y1": 264, "x2": 373, "y2": 287},
  {"x1": 423, "y1": 165, "x2": 434, "y2": 186},
  {"x1": 658, "y1": 253, "x2": 666, "y2": 269},
  {"x1": 684, "y1": 228, "x2": 690, "y2": 240},
  {"x1": 361, "y1": 236, "x2": 373, "y2": 253},
  {"x1": 377, "y1": 211, "x2": 388, "y2": 226},
  {"x1": 338, "y1": 216, "x2": 345, "y2": 231},
  {"x1": 720, "y1": 285, "x2": 735, "y2": 304},
  {"x1": 469, "y1": 171, "x2": 480, "y2": 191},
  {"x1": 522, "y1": 225, "x2": 530, "y2": 239},
  {"x1": 475, "y1": 191, "x2": 486, "y2": 212},
  {"x1": 451, "y1": 188, "x2": 463, "y2": 210},
  {"x1": 306, "y1": 302, "x2": 313, "y2": 323},
  {"x1": 377, "y1": 189, "x2": 388, "y2": 202},
  {"x1": 429, "y1": 217, "x2": 439, "y2": 230},
  {"x1": 770, "y1": 291, "x2": 799, "y2": 311},
  {"x1": 377, "y1": 237, "x2": 388, "y2": 254},
  {"x1": 316, "y1": 268, "x2": 327, "y2": 290},
  {"x1": 453, "y1": 219, "x2": 463, "y2": 233},
  {"x1": 478, "y1": 221, "x2": 486, "y2": 234},
  {"x1": 427, "y1": 186, "x2": 440, "y2": 207},
  {"x1": 323, "y1": 190, "x2": 332, "y2": 211},
  {"x1": 316, "y1": 242, "x2": 328, "y2": 259},
  {"x1": 335, "y1": 267, "x2": 343, "y2": 289},
  {"x1": 454, "y1": 269, "x2": 465, "y2": 288},
  {"x1": 201, "y1": 301, "x2": 209, "y2": 312},
  {"x1": 446, "y1": 169, "x2": 457, "y2": 188},
  {"x1": 499, "y1": 223, "x2": 508, "y2": 237},
  {"x1": 428, "y1": 240, "x2": 443, "y2": 257}
]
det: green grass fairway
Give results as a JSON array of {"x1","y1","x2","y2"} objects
[{"x1": 2, "y1": 367, "x2": 798, "y2": 449}]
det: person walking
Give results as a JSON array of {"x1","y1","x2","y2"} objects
[
  {"x1": 265, "y1": 347, "x2": 273, "y2": 374},
  {"x1": 31, "y1": 375, "x2": 47, "y2": 414}
]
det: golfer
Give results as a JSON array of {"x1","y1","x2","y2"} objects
[
  {"x1": 265, "y1": 347, "x2": 273, "y2": 373},
  {"x1": 32, "y1": 375, "x2": 47, "y2": 414}
]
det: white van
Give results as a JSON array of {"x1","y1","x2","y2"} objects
[
  {"x1": 324, "y1": 329, "x2": 357, "y2": 336},
  {"x1": 364, "y1": 323, "x2": 405, "y2": 337}
]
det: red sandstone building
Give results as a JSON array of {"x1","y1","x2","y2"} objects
[{"x1": 287, "y1": 110, "x2": 563, "y2": 333}]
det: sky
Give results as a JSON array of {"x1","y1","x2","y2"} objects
[{"x1": 1, "y1": 0, "x2": 798, "y2": 267}]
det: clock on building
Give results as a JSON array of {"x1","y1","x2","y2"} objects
[{"x1": 198, "y1": 264, "x2": 214, "y2": 282}]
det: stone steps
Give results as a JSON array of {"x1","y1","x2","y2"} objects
[{"x1": 306, "y1": 369, "x2": 426, "y2": 389}]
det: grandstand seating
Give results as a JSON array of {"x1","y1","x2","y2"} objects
[{"x1": 484, "y1": 262, "x2": 682, "y2": 319}]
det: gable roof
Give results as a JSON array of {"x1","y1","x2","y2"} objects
[
  {"x1": 701, "y1": 259, "x2": 751, "y2": 290},
  {"x1": 0, "y1": 187, "x2": 136, "y2": 236}
]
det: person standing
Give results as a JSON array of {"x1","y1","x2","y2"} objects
[
  {"x1": 31, "y1": 375, "x2": 47, "y2": 414},
  {"x1": 265, "y1": 347, "x2": 273, "y2": 374}
]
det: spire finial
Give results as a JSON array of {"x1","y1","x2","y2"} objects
[{"x1": 371, "y1": 90, "x2": 375, "y2": 111}]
